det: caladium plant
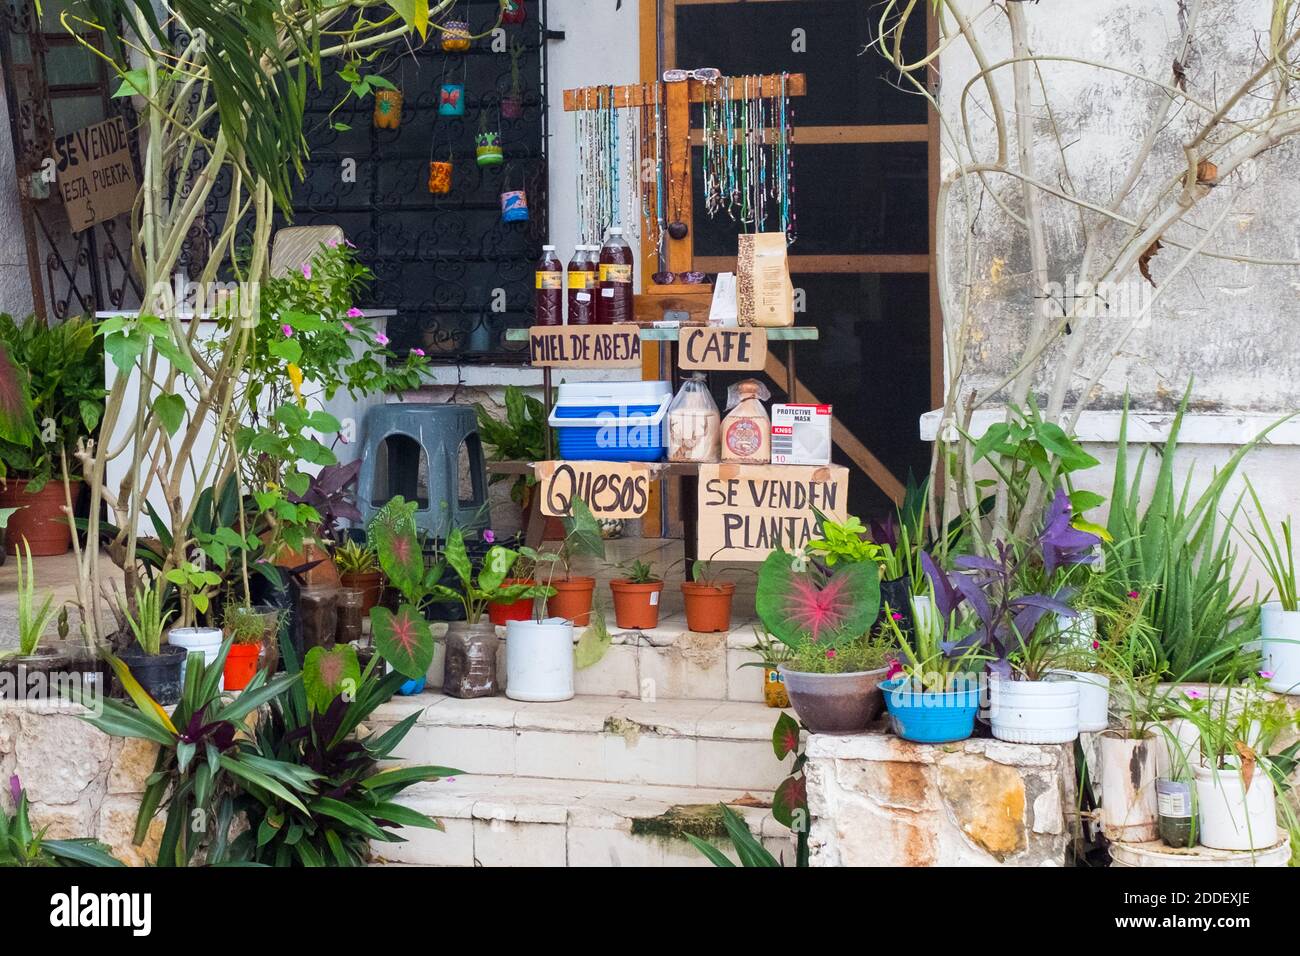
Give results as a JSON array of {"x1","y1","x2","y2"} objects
[
  {"x1": 755, "y1": 547, "x2": 880, "y2": 651},
  {"x1": 430, "y1": 527, "x2": 554, "y2": 624}
]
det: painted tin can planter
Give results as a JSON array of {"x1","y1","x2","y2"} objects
[
  {"x1": 441, "y1": 20, "x2": 471, "y2": 52},
  {"x1": 428, "y1": 161, "x2": 453, "y2": 195},
  {"x1": 1098, "y1": 730, "x2": 1160, "y2": 842},
  {"x1": 476, "y1": 132, "x2": 504, "y2": 166},
  {"x1": 373, "y1": 89, "x2": 402, "y2": 128},
  {"x1": 762, "y1": 666, "x2": 789, "y2": 708},
  {"x1": 500, "y1": 0, "x2": 526, "y2": 25},
  {"x1": 500, "y1": 188, "x2": 529, "y2": 222},
  {"x1": 438, "y1": 83, "x2": 465, "y2": 116},
  {"x1": 779, "y1": 665, "x2": 889, "y2": 734},
  {"x1": 881, "y1": 677, "x2": 981, "y2": 744},
  {"x1": 501, "y1": 95, "x2": 524, "y2": 120}
]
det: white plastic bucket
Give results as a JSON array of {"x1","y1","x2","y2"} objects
[
  {"x1": 1049, "y1": 669, "x2": 1110, "y2": 732},
  {"x1": 1194, "y1": 763, "x2": 1279, "y2": 851},
  {"x1": 1261, "y1": 601, "x2": 1300, "y2": 694},
  {"x1": 504, "y1": 618, "x2": 575, "y2": 702},
  {"x1": 989, "y1": 677, "x2": 1080, "y2": 744},
  {"x1": 168, "y1": 627, "x2": 225, "y2": 691}
]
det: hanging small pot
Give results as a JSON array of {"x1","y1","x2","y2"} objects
[
  {"x1": 501, "y1": 94, "x2": 523, "y2": 120},
  {"x1": 476, "y1": 130, "x2": 503, "y2": 166},
  {"x1": 428, "y1": 160, "x2": 453, "y2": 195},
  {"x1": 500, "y1": 0, "x2": 527, "y2": 26},
  {"x1": 373, "y1": 89, "x2": 403, "y2": 128},
  {"x1": 438, "y1": 83, "x2": 465, "y2": 117},
  {"x1": 500, "y1": 188, "x2": 528, "y2": 223},
  {"x1": 442, "y1": 19, "x2": 471, "y2": 52}
]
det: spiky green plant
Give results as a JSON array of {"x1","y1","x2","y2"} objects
[
  {"x1": 1242, "y1": 477, "x2": 1298, "y2": 612},
  {"x1": 118, "y1": 579, "x2": 173, "y2": 656},
  {"x1": 13, "y1": 540, "x2": 57, "y2": 658}
]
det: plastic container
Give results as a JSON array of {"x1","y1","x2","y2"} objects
[
  {"x1": 1194, "y1": 763, "x2": 1279, "y2": 851},
  {"x1": 881, "y1": 677, "x2": 981, "y2": 743},
  {"x1": 567, "y1": 246, "x2": 597, "y2": 325},
  {"x1": 1048, "y1": 668, "x2": 1110, "y2": 732},
  {"x1": 535, "y1": 245, "x2": 563, "y2": 326},
  {"x1": 505, "y1": 618, "x2": 575, "y2": 702},
  {"x1": 549, "y1": 381, "x2": 671, "y2": 462},
  {"x1": 989, "y1": 677, "x2": 1080, "y2": 744},
  {"x1": 223, "y1": 643, "x2": 261, "y2": 691},
  {"x1": 598, "y1": 228, "x2": 633, "y2": 321},
  {"x1": 668, "y1": 374, "x2": 721, "y2": 463},
  {"x1": 169, "y1": 627, "x2": 224, "y2": 690}
]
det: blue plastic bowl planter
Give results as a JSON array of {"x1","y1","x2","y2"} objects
[
  {"x1": 880, "y1": 676, "x2": 981, "y2": 744},
  {"x1": 398, "y1": 675, "x2": 427, "y2": 696}
]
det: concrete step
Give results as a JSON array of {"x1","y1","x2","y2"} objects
[
  {"x1": 371, "y1": 774, "x2": 795, "y2": 867},
  {"x1": 421, "y1": 618, "x2": 775, "y2": 702},
  {"x1": 370, "y1": 692, "x2": 794, "y2": 792}
]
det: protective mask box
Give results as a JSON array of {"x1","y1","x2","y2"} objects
[{"x1": 770, "y1": 403, "x2": 832, "y2": 465}]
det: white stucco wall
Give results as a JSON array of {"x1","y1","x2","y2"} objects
[{"x1": 0, "y1": 86, "x2": 34, "y2": 317}]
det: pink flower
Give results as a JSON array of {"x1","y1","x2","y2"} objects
[
  {"x1": 891, "y1": 611, "x2": 903, "y2": 621},
  {"x1": 8, "y1": 774, "x2": 20, "y2": 805},
  {"x1": 376, "y1": 333, "x2": 389, "y2": 346},
  {"x1": 345, "y1": 238, "x2": 357, "y2": 249},
  {"x1": 1260, "y1": 670, "x2": 1275, "y2": 680},
  {"x1": 1092, "y1": 640, "x2": 1100, "y2": 650},
  {"x1": 281, "y1": 324, "x2": 293, "y2": 337},
  {"x1": 1185, "y1": 689, "x2": 1202, "y2": 700},
  {"x1": 885, "y1": 658, "x2": 902, "y2": 679},
  {"x1": 483, "y1": 529, "x2": 495, "y2": 544},
  {"x1": 342, "y1": 322, "x2": 354, "y2": 333},
  {"x1": 346, "y1": 307, "x2": 364, "y2": 318},
  {"x1": 326, "y1": 238, "x2": 339, "y2": 248},
  {"x1": 411, "y1": 348, "x2": 425, "y2": 357},
  {"x1": 1127, "y1": 590, "x2": 1140, "y2": 600},
  {"x1": 301, "y1": 263, "x2": 312, "y2": 279},
  {"x1": 825, "y1": 648, "x2": 837, "y2": 660}
]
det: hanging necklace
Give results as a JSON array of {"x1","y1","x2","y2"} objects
[{"x1": 666, "y1": 81, "x2": 689, "y2": 241}]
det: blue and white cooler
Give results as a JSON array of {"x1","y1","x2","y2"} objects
[{"x1": 549, "y1": 380, "x2": 672, "y2": 462}]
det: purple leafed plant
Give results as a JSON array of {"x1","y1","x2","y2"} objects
[{"x1": 289, "y1": 459, "x2": 363, "y2": 541}]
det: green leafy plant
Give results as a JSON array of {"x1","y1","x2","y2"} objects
[
  {"x1": 1243, "y1": 478, "x2": 1298, "y2": 612},
  {"x1": 684, "y1": 804, "x2": 781, "y2": 868},
  {"x1": 118, "y1": 577, "x2": 173, "y2": 656},
  {"x1": 333, "y1": 538, "x2": 380, "y2": 576},
  {"x1": 1, "y1": 776, "x2": 123, "y2": 867},
  {"x1": 805, "y1": 512, "x2": 881, "y2": 567},
  {"x1": 7, "y1": 539, "x2": 57, "y2": 658},
  {"x1": 519, "y1": 497, "x2": 606, "y2": 612},
  {"x1": 755, "y1": 547, "x2": 881, "y2": 657},
  {"x1": 615, "y1": 558, "x2": 660, "y2": 584},
  {"x1": 429, "y1": 527, "x2": 554, "y2": 624},
  {"x1": 475, "y1": 385, "x2": 550, "y2": 504},
  {"x1": 785, "y1": 633, "x2": 895, "y2": 674},
  {"x1": 234, "y1": 638, "x2": 462, "y2": 866},
  {"x1": 164, "y1": 560, "x2": 223, "y2": 628},
  {"x1": 0, "y1": 313, "x2": 103, "y2": 489},
  {"x1": 223, "y1": 601, "x2": 270, "y2": 646},
  {"x1": 367, "y1": 512, "x2": 444, "y2": 681}
]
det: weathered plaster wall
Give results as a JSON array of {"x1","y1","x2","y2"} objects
[
  {"x1": 940, "y1": 0, "x2": 1300, "y2": 413},
  {"x1": 0, "y1": 84, "x2": 34, "y2": 317}
]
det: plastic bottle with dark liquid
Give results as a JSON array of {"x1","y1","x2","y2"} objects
[
  {"x1": 535, "y1": 244, "x2": 563, "y2": 326},
  {"x1": 567, "y1": 245, "x2": 596, "y2": 325},
  {"x1": 598, "y1": 227, "x2": 633, "y2": 324}
]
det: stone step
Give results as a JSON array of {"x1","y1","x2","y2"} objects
[
  {"x1": 370, "y1": 692, "x2": 794, "y2": 792},
  {"x1": 421, "y1": 617, "x2": 776, "y2": 703},
  {"x1": 370, "y1": 774, "x2": 794, "y2": 867}
]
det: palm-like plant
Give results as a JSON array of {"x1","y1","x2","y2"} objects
[{"x1": 1, "y1": 776, "x2": 123, "y2": 867}]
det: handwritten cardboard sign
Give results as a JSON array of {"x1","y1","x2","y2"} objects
[
  {"x1": 534, "y1": 460, "x2": 653, "y2": 519},
  {"x1": 54, "y1": 117, "x2": 138, "y2": 233},
  {"x1": 697, "y1": 463, "x2": 848, "y2": 560},
  {"x1": 528, "y1": 324, "x2": 642, "y2": 368},
  {"x1": 677, "y1": 326, "x2": 767, "y2": 371}
]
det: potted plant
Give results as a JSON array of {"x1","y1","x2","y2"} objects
[
  {"x1": 1243, "y1": 481, "x2": 1300, "y2": 694},
  {"x1": 2, "y1": 776, "x2": 122, "y2": 867},
  {"x1": 0, "y1": 539, "x2": 67, "y2": 700},
  {"x1": 1176, "y1": 681, "x2": 1291, "y2": 852},
  {"x1": 333, "y1": 537, "x2": 383, "y2": 615},
  {"x1": 424, "y1": 526, "x2": 552, "y2": 698},
  {"x1": 609, "y1": 558, "x2": 663, "y2": 630},
  {"x1": 681, "y1": 556, "x2": 738, "y2": 633},
  {"x1": 475, "y1": 385, "x2": 557, "y2": 535},
  {"x1": 488, "y1": 542, "x2": 538, "y2": 625},
  {"x1": 521, "y1": 498, "x2": 605, "y2": 626},
  {"x1": 164, "y1": 559, "x2": 226, "y2": 684},
  {"x1": 116, "y1": 577, "x2": 186, "y2": 706},
  {"x1": 877, "y1": 553, "x2": 986, "y2": 743},
  {"x1": 755, "y1": 542, "x2": 886, "y2": 734},
  {"x1": 221, "y1": 601, "x2": 271, "y2": 691},
  {"x1": 502, "y1": 41, "x2": 525, "y2": 119},
  {"x1": 0, "y1": 313, "x2": 102, "y2": 556}
]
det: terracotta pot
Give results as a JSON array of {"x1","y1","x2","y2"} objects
[
  {"x1": 489, "y1": 578, "x2": 536, "y2": 625},
  {"x1": 443, "y1": 621, "x2": 500, "y2": 698},
  {"x1": 339, "y1": 570, "x2": 383, "y2": 616},
  {"x1": 0, "y1": 479, "x2": 80, "y2": 555},
  {"x1": 681, "y1": 581, "x2": 734, "y2": 633},
  {"x1": 780, "y1": 665, "x2": 889, "y2": 734},
  {"x1": 0, "y1": 648, "x2": 72, "y2": 701},
  {"x1": 223, "y1": 642, "x2": 261, "y2": 691},
  {"x1": 265, "y1": 536, "x2": 341, "y2": 587},
  {"x1": 610, "y1": 579, "x2": 663, "y2": 630},
  {"x1": 547, "y1": 576, "x2": 596, "y2": 626},
  {"x1": 762, "y1": 665, "x2": 790, "y2": 708}
]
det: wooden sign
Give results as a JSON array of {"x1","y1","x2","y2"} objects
[
  {"x1": 678, "y1": 326, "x2": 767, "y2": 371},
  {"x1": 54, "y1": 117, "x2": 138, "y2": 233},
  {"x1": 534, "y1": 460, "x2": 653, "y2": 519},
  {"x1": 697, "y1": 463, "x2": 849, "y2": 560},
  {"x1": 528, "y1": 324, "x2": 642, "y2": 368}
]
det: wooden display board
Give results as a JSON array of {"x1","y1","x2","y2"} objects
[
  {"x1": 697, "y1": 463, "x2": 849, "y2": 560},
  {"x1": 534, "y1": 460, "x2": 654, "y2": 519},
  {"x1": 528, "y1": 324, "x2": 642, "y2": 368},
  {"x1": 678, "y1": 326, "x2": 767, "y2": 372}
]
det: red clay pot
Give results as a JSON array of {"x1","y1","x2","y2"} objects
[
  {"x1": 340, "y1": 570, "x2": 383, "y2": 616},
  {"x1": 223, "y1": 643, "x2": 261, "y2": 691},
  {"x1": 547, "y1": 576, "x2": 596, "y2": 626},
  {"x1": 610, "y1": 579, "x2": 663, "y2": 630},
  {"x1": 681, "y1": 581, "x2": 735, "y2": 633},
  {"x1": 0, "y1": 479, "x2": 79, "y2": 555},
  {"x1": 489, "y1": 578, "x2": 537, "y2": 625}
]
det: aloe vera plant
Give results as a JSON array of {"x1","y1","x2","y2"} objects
[
  {"x1": 11, "y1": 540, "x2": 57, "y2": 658},
  {"x1": 1104, "y1": 387, "x2": 1289, "y2": 681}
]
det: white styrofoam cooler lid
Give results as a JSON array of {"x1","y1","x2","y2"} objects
[{"x1": 553, "y1": 380, "x2": 672, "y2": 406}]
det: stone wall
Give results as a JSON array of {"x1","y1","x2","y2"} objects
[
  {"x1": 805, "y1": 733, "x2": 1075, "y2": 867},
  {"x1": 0, "y1": 702, "x2": 161, "y2": 865}
]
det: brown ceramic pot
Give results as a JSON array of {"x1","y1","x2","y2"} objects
[
  {"x1": 546, "y1": 576, "x2": 596, "y2": 626},
  {"x1": 0, "y1": 479, "x2": 80, "y2": 555},
  {"x1": 681, "y1": 581, "x2": 735, "y2": 633},
  {"x1": 779, "y1": 664, "x2": 890, "y2": 734}
]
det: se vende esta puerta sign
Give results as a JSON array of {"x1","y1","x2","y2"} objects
[{"x1": 54, "y1": 116, "x2": 138, "y2": 234}]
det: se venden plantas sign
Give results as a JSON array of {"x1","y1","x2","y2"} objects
[
  {"x1": 697, "y1": 463, "x2": 848, "y2": 559},
  {"x1": 53, "y1": 116, "x2": 138, "y2": 233},
  {"x1": 527, "y1": 324, "x2": 642, "y2": 367},
  {"x1": 533, "y1": 460, "x2": 653, "y2": 519}
]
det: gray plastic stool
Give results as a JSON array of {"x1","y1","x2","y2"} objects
[{"x1": 356, "y1": 403, "x2": 490, "y2": 540}]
